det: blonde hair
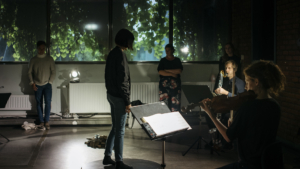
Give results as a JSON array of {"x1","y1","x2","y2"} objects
[
  {"x1": 225, "y1": 60, "x2": 238, "y2": 72},
  {"x1": 243, "y1": 60, "x2": 286, "y2": 96}
]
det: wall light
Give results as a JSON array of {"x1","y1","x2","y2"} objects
[{"x1": 70, "y1": 70, "x2": 80, "y2": 83}]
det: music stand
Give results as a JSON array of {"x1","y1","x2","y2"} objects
[
  {"x1": 130, "y1": 102, "x2": 190, "y2": 169},
  {"x1": 181, "y1": 85, "x2": 220, "y2": 156},
  {"x1": 0, "y1": 93, "x2": 11, "y2": 143}
]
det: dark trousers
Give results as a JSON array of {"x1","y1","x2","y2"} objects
[
  {"x1": 35, "y1": 83, "x2": 52, "y2": 123},
  {"x1": 104, "y1": 93, "x2": 127, "y2": 161}
]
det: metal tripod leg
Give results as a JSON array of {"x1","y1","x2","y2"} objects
[{"x1": 0, "y1": 133, "x2": 10, "y2": 143}]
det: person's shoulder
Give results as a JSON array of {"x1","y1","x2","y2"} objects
[
  {"x1": 235, "y1": 77, "x2": 244, "y2": 84},
  {"x1": 174, "y1": 57, "x2": 182, "y2": 61},
  {"x1": 159, "y1": 57, "x2": 167, "y2": 62},
  {"x1": 46, "y1": 55, "x2": 55, "y2": 61},
  {"x1": 29, "y1": 56, "x2": 38, "y2": 62},
  {"x1": 233, "y1": 55, "x2": 241, "y2": 61}
]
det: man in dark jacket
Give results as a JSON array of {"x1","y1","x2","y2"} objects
[{"x1": 103, "y1": 29, "x2": 134, "y2": 169}]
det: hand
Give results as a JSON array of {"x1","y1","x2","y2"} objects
[
  {"x1": 228, "y1": 119, "x2": 232, "y2": 127},
  {"x1": 171, "y1": 73, "x2": 177, "y2": 78},
  {"x1": 126, "y1": 104, "x2": 131, "y2": 114},
  {"x1": 215, "y1": 87, "x2": 228, "y2": 95},
  {"x1": 199, "y1": 98, "x2": 212, "y2": 115},
  {"x1": 32, "y1": 83, "x2": 38, "y2": 91}
]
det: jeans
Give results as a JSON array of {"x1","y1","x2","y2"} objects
[
  {"x1": 35, "y1": 83, "x2": 52, "y2": 123},
  {"x1": 104, "y1": 93, "x2": 127, "y2": 161}
]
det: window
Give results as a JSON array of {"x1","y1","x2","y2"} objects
[
  {"x1": 113, "y1": 0, "x2": 169, "y2": 61},
  {"x1": 50, "y1": 0, "x2": 109, "y2": 61},
  {"x1": 0, "y1": 0, "x2": 231, "y2": 62},
  {"x1": 173, "y1": 0, "x2": 230, "y2": 61},
  {"x1": 0, "y1": 0, "x2": 46, "y2": 62}
]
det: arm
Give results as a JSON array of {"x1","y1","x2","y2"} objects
[
  {"x1": 28, "y1": 59, "x2": 34, "y2": 85},
  {"x1": 49, "y1": 57, "x2": 56, "y2": 84},
  {"x1": 200, "y1": 98, "x2": 231, "y2": 142},
  {"x1": 165, "y1": 69, "x2": 182, "y2": 74},
  {"x1": 116, "y1": 54, "x2": 131, "y2": 107},
  {"x1": 158, "y1": 70, "x2": 177, "y2": 77}
]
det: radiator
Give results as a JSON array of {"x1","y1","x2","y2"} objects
[
  {"x1": 69, "y1": 82, "x2": 213, "y2": 114},
  {"x1": 69, "y1": 83, "x2": 160, "y2": 114},
  {"x1": 0, "y1": 95, "x2": 34, "y2": 110}
]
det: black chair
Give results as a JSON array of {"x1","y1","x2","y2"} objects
[{"x1": 261, "y1": 141, "x2": 284, "y2": 169}]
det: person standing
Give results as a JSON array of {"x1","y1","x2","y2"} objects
[
  {"x1": 28, "y1": 41, "x2": 55, "y2": 130},
  {"x1": 214, "y1": 43, "x2": 241, "y2": 90},
  {"x1": 104, "y1": 29, "x2": 134, "y2": 169},
  {"x1": 157, "y1": 44, "x2": 183, "y2": 112}
]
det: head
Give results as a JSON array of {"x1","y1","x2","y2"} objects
[
  {"x1": 225, "y1": 60, "x2": 238, "y2": 76},
  {"x1": 243, "y1": 60, "x2": 286, "y2": 96},
  {"x1": 224, "y1": 43, "x2": 234, "y2": 56},
  {"x1": 165, "y1": 44, "x2": 175, "y2": 56},
  {"x1": 115, "y1": 29, "x2": 135, "y2": 50},
  {"x1": 37, "y1": 41, "x2": 46, "y2": 55}
]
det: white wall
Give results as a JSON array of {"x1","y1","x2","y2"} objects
[{"x1": 0, "y1": 63, "x2": 218, "y2": 115}]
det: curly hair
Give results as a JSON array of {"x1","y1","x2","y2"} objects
[{"x1": 243, "y1": 60, "x2": 286, "y2": 96}]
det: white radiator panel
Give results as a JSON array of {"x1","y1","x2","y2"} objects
[
  {"x1": 0, "y1": 95, "x2": 33, "y2": 110},
  {"x1": 69, "y1": 83, "x2": 110, "y2": 113},
  {"x1": 130, "y1": 83, "x2": 159, "y2": 104},
  {"x1": 69, "y1": 82, "x2": 213, "y2": 114}
]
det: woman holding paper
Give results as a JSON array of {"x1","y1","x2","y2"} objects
[
  {"x1": 201, "y1": 61, "x2": 285, "y2": 169},
  {"x1": 157, "y1": 44, "x2": 183, "y2": 112}
]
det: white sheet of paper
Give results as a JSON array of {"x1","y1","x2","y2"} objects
[{"x1": 141, "y1": 111, "x2": 192, "y2": 137}]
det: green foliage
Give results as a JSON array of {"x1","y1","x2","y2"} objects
[
  {"x1": 50, "y1": 0, "x2": 106, "y2": 61},
  {"x1": 0, "y1": 0, "x2": 37, "y2": 61},
  {"x1": 121, "y1": 0, "x2": 169, "y2": 61}
]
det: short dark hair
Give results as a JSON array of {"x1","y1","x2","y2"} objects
[
  {"x1": 37, "y1": 41, "x2": 46, "y2": 48},
  {"x1": 165, "y1": 44, "x2": 175, "y2": 52},
  {"x1": 115, "y1": 29, "x2": 134, "y2": 50}
]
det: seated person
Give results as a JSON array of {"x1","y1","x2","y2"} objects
[{"x1": 201, "y1": 60, "x2": 285, "y2": 169}]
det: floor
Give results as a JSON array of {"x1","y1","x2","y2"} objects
[{"x1": 0, "y1": 123, "x2": 299, "y2": 169}]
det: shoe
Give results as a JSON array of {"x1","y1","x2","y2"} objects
[
  {"x1": 116, "y1": 161, "x2": 133, "y2": 169},
  {"x1": 103, "y1": 156, "x2": 116, "y2": 165},
  {"x1": 37, "y1": 123, "x2": 45, "y2": 130},
  {"x1": 45, "y1": 122, "x2": 50, "y2": 130}
]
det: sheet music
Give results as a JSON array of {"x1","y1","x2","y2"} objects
[{"x1": 141, "y1": 111, "x2": 192, "y2": 137}]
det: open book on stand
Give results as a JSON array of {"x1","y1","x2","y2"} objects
[{"x1": 141, "y1": 111, "x2": 192, "y2": 138}]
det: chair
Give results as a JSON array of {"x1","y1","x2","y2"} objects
[{"x1": 261, "y1": 141, "x2": 284, "y2": 169}]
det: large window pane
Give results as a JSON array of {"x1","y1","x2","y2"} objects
[
  {"x1": 113, "y1": 0, "x2": 169, "y2": 61},
  {"x1": 0, "y1": 0, "x2": 46, "y2": 62},
  {"x1": 173, "y1": 0, "x2": 230, "y2": 61},
  {"x1": 51, "y1": 0, "x2": 108, "y2": 61}
]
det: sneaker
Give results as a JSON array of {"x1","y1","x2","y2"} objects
[
  {"x1": 45, "y1": 122, "x2": 50, "y2": 130},
  {"x1": 37, "y1": 123, "x2": 45, "y2": 130},
  {"x1": 103, "y1": 156, "x2": 116, "y2": 165},
  {"x1": 116, "y1": 161, "x2": 133, "y2": 169}
]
